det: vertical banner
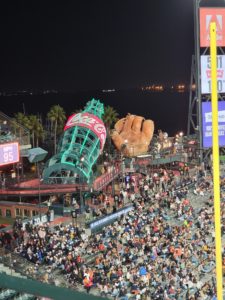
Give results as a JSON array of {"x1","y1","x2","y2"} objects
[
  {"x1": 202, "y1": 101, "x2": 225, "y2": 148},
  {"x1": 200, "y1": 8, "x2": 225, "y2": 47}
]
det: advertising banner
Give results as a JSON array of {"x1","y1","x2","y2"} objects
[
  {"x1": 200, "y1": 8, "x2": 225, "y2": 47},
  {"x1": 202, "y1": 101, "x2": 225, "y2": 148},
  {"x1": 64, "y1": 112, "x2": 106, "y2": 151},
  {"x1": 89, "y1": 205, "x2": 134, "y2": 232},
  {"x1": 201, "y1": 55, "x2": 225, "y2": 94},
  {"x1": 0, "y1": 142, "x2": 19, "y2": 166}
]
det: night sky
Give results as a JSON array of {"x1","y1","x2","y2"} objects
[{"x1": 0, "y1": 0, "x2": 197, "y2": 92}]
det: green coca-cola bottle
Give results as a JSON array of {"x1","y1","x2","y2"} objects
[{"x1": 43, "y1": 99, "x2": 106, "y2": 184}]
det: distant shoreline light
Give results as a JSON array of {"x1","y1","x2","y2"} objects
[
  {"x1": 140, "y1": 84, "x2": 191, "y2": 93},
  {"x1": 0, "y1": 85, "x2": 194, "y2": 97},
  {"x1": 102, "y1": 89, "x2": 116, "y2": 93}
]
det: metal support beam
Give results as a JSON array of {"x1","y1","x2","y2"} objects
[
  {"x1": 187, "y1": 55, "x2": 198, "y2": 136},
  {"x1": 194, "y1": 0, "x2": 203, "y2": 163}
]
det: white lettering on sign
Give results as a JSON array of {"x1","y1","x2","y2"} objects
[
  {"x1": 205, "y1": 110, "x2": 225, "y2": 123},
  {"x1": 204, "y1": 124, "x2": 225, "y2": 137}
]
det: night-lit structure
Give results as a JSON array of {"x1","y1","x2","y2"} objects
[
  {"x1": 43, "y1": 99, "x2": 106, "y2": 184},
  {"x1": 0, "y1": 111, "x2": 31, "y2": 155},
  {"x1": 0, "y1": 142, "x2": 20, "y2": 167},
  {"x1": 187, "y1": 2, "x2": 225, "y2": 163}
]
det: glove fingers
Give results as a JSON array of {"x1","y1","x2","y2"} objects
[
  {"x1": 114, "y1": 118, "x2": 126, "y2": 133},
  {"x1": 111, "y1": 132, "x2": 124, "y2": 150},
  {"x1": 132, "y1": 116, "x2": 144, "y2": 132},
  {"x1": 123, "y1": 114, "x2": 135, "y2": 131},
  {"x1": 142, "y1": 120, "x2": 154, "y2": 140}
]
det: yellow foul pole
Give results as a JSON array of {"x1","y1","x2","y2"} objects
[{"x1": 210, "y1": 22, "x2": 223, "y2": 300}]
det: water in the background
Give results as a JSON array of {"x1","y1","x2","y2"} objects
[{"x1": 0, "y1": 89, "x2": 189, "y2": 136}]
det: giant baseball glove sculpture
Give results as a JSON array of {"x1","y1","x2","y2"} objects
[{"x1": 111, "y1": 114, "x2": 154, "y2": 157}]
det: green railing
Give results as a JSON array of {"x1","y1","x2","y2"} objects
[
  {"x1": 0, "y1": 273, "x2": 108, "y2": 300},
  {"x1": 150, "y1": 153, "x2": 185, "y2": 166}
]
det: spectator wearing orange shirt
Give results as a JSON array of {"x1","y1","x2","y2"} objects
[{"x1": 83, "y1": 275, "x2": 93, "y2": 293}]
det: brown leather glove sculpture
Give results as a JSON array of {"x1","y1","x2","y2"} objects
[{"x1": 111, "y1": 114, "x2": 154, "y2": 157}]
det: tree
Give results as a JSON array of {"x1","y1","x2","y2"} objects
[
  {"x1": 27, "y1": 115, "x2": 45, "y2": 147},
  {"x1": 47, "y1": 105, "x2": 66, "y2": 154},
  {"x1": 102, "y1": 105, "x2": 119, "y2": 154},
  {"x1": 14, "y1": 112, "x2": 30, "y2": 129},
  {"x1": 14, "y1": 113, "x2": 45, "y2": 147},
  {"x1": 102, "y1": 105, "x2": 119, "y2": 130},
  {"x1": 13, "y1": 112, "x2": 31, "y2": 144}
]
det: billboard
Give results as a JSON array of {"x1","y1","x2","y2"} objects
[
  {"x1": 202, "y1": 101, "x2": 225, "y2": 148},
  {"x1": 89, "y1": 205, "x2": 134, "y2": 232},
  {"x1": 200, "y1": 8, "x2": 225, "y2": 47},
  {"x1": 0, "y1": 142, "x2": 20, "y2": 166},
  {"x1": 201, "y1": 55, "x2": 225, "y2": 94}
]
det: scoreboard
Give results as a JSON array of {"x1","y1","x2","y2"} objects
[
  {"x1": 0, "y1": 142, "x2": 20, "y2": 166},
  {"x1": 201, "y1": 55, "x2": 225, "y2": 94}
]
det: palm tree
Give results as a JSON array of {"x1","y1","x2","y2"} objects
[
  {"x1": 27, "y1": 115, "x2": 45, "y2": 147},
  {"x1": 14, "y1": 112, "x2": 45, "y2": 147},
  {"x1": 47, "y1": 105, "x2": 66, "y2": 154},
  {"x1": 102, "y1": 105, "x2": 119, "y2": 154},
  {"x1": 14, "y1": 112, "x2": 30, "y2": 128},
  {"x1": 102, "y1": 105, "x2": 119, "y2": 130},
  {"x1": 35, "y1": 122, "x2": 45, "y2": 147},
  {"x1": 13, "y1": 112, "x2": 31, "y2": 142}
]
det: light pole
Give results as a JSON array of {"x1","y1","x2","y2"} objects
[
  {"x1": 121, "y1": 141, "x2": 128, "y2": 190},
  {"x1": 112, "y1": 158, "x2": 115, "y2": 198},
  {"x1": 79, "y1": 183, "x2": 84, "y2": 213},
  {"x1": 37, "y1": 162, "x2": 41, "y2": 219},
  {"x1": 79, "y1": 156, "x2": 85, "y2": 214},
  {"x1": 71, "y1": 210, "x2": 77, "y2": 228},
  {"x1": 37, "y1": 163, "x2": 44, "y2": 220},
  {"x1": 121, "y1": 156, "x2": 126, "y2": 191},
  {"x1": 27, "y1": 147, "x2": 48, "y2": 221}
]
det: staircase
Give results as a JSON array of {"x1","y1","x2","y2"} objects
[{"x1": 93, "y1": 165, "x2": 121, "y2": 191}]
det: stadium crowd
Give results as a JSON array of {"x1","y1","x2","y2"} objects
[{"x1": 0, "y1": 164, "x2": 222, "y2": 300}]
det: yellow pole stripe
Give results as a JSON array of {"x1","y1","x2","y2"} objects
[{"x1": 210, "y1": 21, "x2": 223, "y2": 300}]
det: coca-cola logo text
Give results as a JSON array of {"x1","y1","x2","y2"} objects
[{"x1": 64, "y1": 113, "x2": 106, "y2": 150}]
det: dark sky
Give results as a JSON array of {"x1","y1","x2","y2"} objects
[{"x1": 0, "y1": 0, "x2": 196, "y2": 92}]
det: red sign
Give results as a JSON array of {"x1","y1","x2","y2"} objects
[
  {"x1": 64, "y1": 113, "x2": 106, "y2": 151},
  {"x1": 206, "y1": 69, "x2": 224, "y2": 78},
  {"x1": 200, "y1": 8, "x2": 225, "y2": 47}
]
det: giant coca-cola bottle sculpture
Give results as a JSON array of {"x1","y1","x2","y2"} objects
[{"x1": 43, "y1": 99, "x2": 106, "y2": 184}]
